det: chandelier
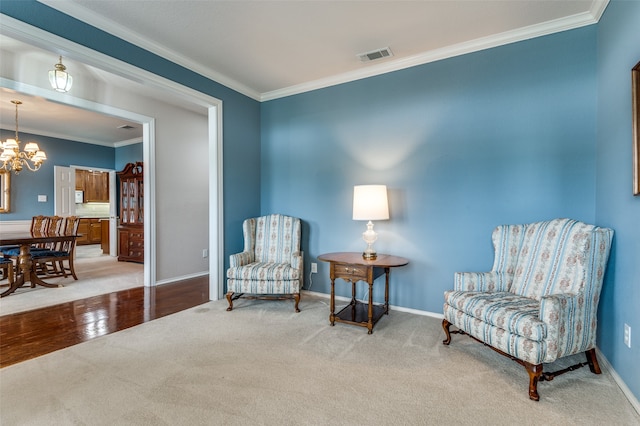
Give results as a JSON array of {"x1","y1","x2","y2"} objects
[{"x1": 0, "y1": 100, "x2": 47, "y2": 174}]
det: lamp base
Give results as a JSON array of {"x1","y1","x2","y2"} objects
[
  {"x1": 361, "y1": 220, "x2": 378, "y2": 261},
  {"x1": 362, "y1": 251, "x2": 377, "y2": 261}
]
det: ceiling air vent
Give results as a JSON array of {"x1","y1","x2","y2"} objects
[
  {"x1": 117, "y1": 124, "x2": 135, "y2": 130},
  {"x1": 357, "y1": 47, "x2": 393, "y2": 62}
]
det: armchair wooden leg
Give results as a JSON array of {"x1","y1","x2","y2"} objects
[
  {"x1": 523, "y1": 362, "x2": 543, "y2": 401},
  {"x1": 226, "y1": 292, "x2": 234, "y2": 311},
  {"x1": 442, "y1": 319, "x2": 452, "y2": 345},
  {"x1": 585, "y1": 348, "x2": 602, "y2": 374},
  {"x1": 294, "y1": 293, "x2": 300, "y2": 313}
]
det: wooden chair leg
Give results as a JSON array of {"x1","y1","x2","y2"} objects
[
  {"x1": 523, "y1": 362, "x2": 543, "y2": 401},
  {"x1": 442, "y1": 319, "x2": 452, "y2": 345},
  {"x1": 226, "y1": 292, "x2": 234, "y2": 311},
  {"x1": 585, "y1": 348, "x2": 602, "y2": 374},
  {"x1": 68, "y1": 259, "x2": 78, "y2": 280},
  {"x1": 294, "y1": 293, "x2": 300, "y2": 313}
]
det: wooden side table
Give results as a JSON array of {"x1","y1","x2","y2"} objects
[{"x1": 318, "y1": 252, "x2": 409, "y2": 334}]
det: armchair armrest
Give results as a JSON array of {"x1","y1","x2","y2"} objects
[
  {"x1": 229, "y1": 251, "x2": 254, "y2": 267},
  {"x1": 291, "y1": 251, "x2": 303, "y2": 271},
  {"x1": 539, "y1": 293, "x2": 583, "y2": 359},
  {"x1": 454, "y1": 271, "x2": 513, "y2": 292}
]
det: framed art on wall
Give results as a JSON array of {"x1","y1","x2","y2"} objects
[{"x1": 633, "y1": 61, "x2": 640, "y2": 195}]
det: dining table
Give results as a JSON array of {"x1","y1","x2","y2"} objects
[{"x1": 0, "y1": 231, "x2": 78, "y2": 297}]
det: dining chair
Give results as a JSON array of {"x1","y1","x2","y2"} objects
[
  {"x1": 32, "y1": 216, "x2": 81, "y2": 280},
  {"x1": 1, "y1": 216, "x2": 53, "y2": 272},
  {"x1": 0, "y1": 215, "x2": 50, "y2": 256}
]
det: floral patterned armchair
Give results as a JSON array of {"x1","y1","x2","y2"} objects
[
  {"x1": 442, "y1": 218, "x2": 613, "y2": 401},
  {"x1": 226, "y1": 214, "x2": 303, "y2": 312}
]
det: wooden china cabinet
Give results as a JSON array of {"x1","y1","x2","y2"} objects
[{"x1": 117, "y1": 162, "x2": 144, "y2": 263}]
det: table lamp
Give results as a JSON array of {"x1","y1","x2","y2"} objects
[{"x1": 352, "y1": 185, "x2": 389, "y2": 260}]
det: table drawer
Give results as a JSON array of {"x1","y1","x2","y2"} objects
[{"x1": 333, "y1": 264, "x2": 368, "y2": 281}]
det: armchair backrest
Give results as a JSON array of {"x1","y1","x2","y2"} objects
[
  {"x1": 507, "y1": 219, "x2": 613, "y2": 300},
  {"x1": 243, "y1": 214, "x2": 301, "y2": 264},
  {"x1": 491, "y1": 224, "x2": 527, "y2": 277}
]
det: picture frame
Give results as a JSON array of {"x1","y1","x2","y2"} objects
[
  {"x1": 633, "y1": 61, "x2": 640, "y2": 195},
  {"x1": 0, "y1": 169, "x2": 10, "y2": 213}
]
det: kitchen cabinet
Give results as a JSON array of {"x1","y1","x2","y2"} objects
[
  {"x1": 77, "y1": 218, "x2": 103, "y2": 245},
  {"x1": 75, "y1": 169, "x2": 87, "y2": 191},
  {"x1": 117, "y1": 162, "x2": 144, "y2": 263},
  {"x1": 101, "y1": 219, "x2": 110, "y2": 254},
  {"x1": 85, "y1": 171, "x2": 109, "y2": 202},
  {"x1": 75, "y1": 170, "x2": 109, "y2": 202}
]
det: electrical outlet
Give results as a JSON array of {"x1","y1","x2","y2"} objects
[
  {"x1": 624, "y1": 323, "x2": 631, "y2": 348},
  {"x1": 202, "y1": 249, "x2": 208, "y2": 258},
  {"x1": 311, "y1": 263, "x2": 318, "y2": 273}
]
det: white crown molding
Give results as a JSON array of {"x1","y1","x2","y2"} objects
[
  {"x1": 37, "y1": 0, "x2": 261, "y2": 101},
  {"x1": 590, "y1": 0, "x2": 611, "y2": 21},
  {"x1": 113, "y1": 137, "x2": 144, "y2": 148},
  {"x1": 36, "y1": 0, "x2": 609, "y2": 103},
  {"x1": 262, "y1": 1, "x2": 610, "y2": 101},
  {"x1": 0, "y1": 124, "x2": 122, "y2": 147}
]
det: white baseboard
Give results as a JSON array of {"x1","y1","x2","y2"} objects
[
  {"x1": 301, "y1": 290, "x2": 638, "y2": 415},
  {"x1": 596, "y1": 348, "x2": 640, "y2": 415},
  {"x1": 155, "y1": 270, "x2": 208, "y2": 287}
]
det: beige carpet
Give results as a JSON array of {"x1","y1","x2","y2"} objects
[
  {"x1": 1, "y1": 295, "x2": 638, "y2": 425},
  {"x1": 0, "y1": 245, "x2": 143, "y2": 315}
]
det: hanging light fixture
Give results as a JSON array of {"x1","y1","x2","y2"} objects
[
  {"x1": 0, "y1": 100, "x2": 47, "y2": 174},
  {"x1": 49, "y1": 55, "x2": 73, "y2": 92}
]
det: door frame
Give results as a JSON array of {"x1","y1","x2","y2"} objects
[{"x1": 1, "y1": 16, "x2": 224, "y2": 300}]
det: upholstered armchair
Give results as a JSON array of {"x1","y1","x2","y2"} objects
[
  {"x1": 442, "y1": 218, "x2": 613, "y2": 401},
  {"x1": 226, "y1": 214, "x2": 303, "y2": 312}
]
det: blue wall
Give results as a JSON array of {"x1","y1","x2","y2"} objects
[
  {"x1": 596, "y1": 0, "x2": 640, "y2": 402},
  {"x1": 0, "y1": 129, "x2": 115, "y2": 220},
  {"x1": 261, "y1": 27, "x2": 598, "y2": 312},
  {"x1": 115, "y1": 143, "x2": 143, "y2": 171}
]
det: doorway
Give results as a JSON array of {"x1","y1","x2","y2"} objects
[
  {"x1": 54, "y1": 165, "x2": 118, "y2": 257},
  {"x1": 1, "y1": 19, "x2": 224, "y2": 300}
]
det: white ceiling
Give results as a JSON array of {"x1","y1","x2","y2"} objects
[
  {"x1": 40, "y1": 0, "x2": 606, "y2": 101},
  {"x1": 0, "y1": 86, "x2": 143, "y2": 147},
  {"x1": 1, "y1": 1, "x2": 607, "y2": 146}
]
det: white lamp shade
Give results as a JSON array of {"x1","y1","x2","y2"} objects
[
  {"x1": 353, "y1": 185, "x2": 389, "y2": 221},
  {"x1": 1, "y1": 149, "x2": 16, "y2": 159},
  {"x1": 3, "y1": 139, "x2": 18, "y2": 150},
  {"x1": 24, "y1": 142, "x2": 40, "y2": 153},
  {"x1": 33, "y1": 151, "x2": 47, "y2": 162}
]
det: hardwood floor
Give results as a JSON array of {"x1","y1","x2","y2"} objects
[{"x1": 0, "y1": 276, "x2": 209, "y2": 368}]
